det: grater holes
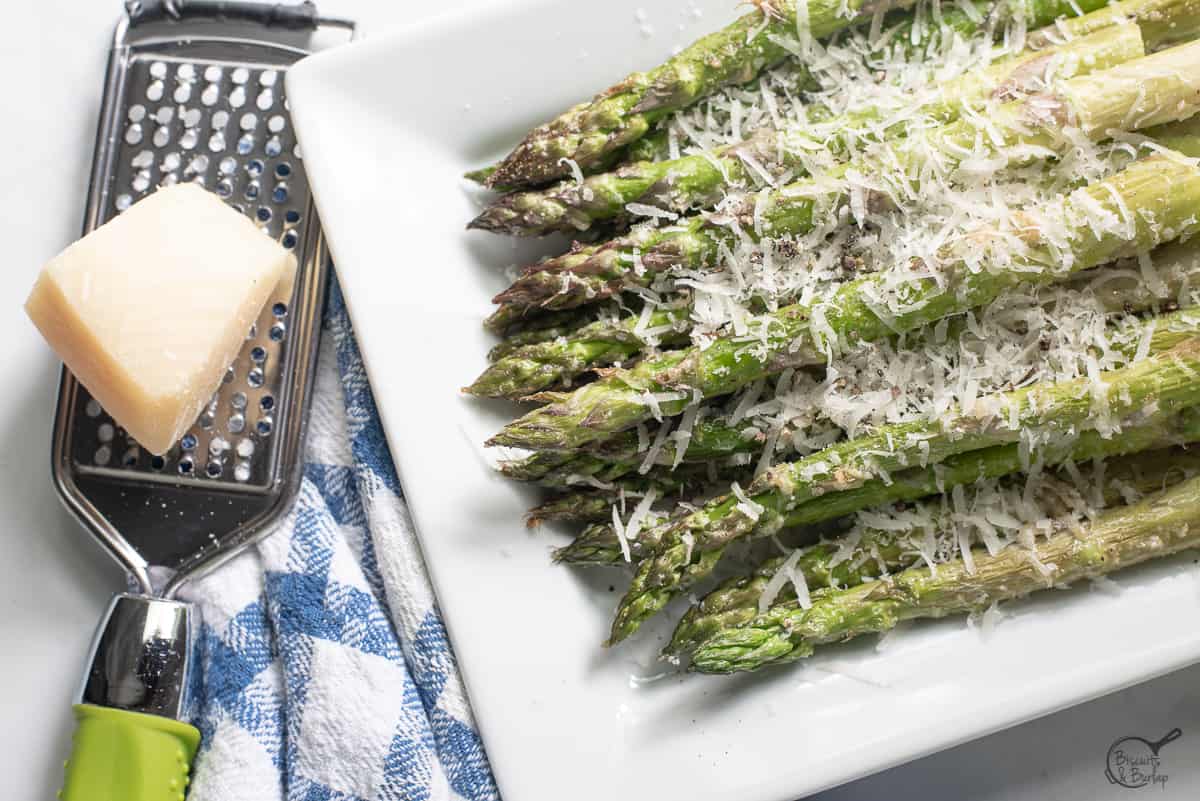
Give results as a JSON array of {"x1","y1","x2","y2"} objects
[
  {"x1": 95, "y1": 57, "x2": 309, "y2": 485},
  {"x1": 122, "y1": 447, "x2": 141, "y2": 468},
  {"x1": 185, "y1": 155, "x2": 209, "y2": 177}
]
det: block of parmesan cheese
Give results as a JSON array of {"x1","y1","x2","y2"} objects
[{"x1": 25, "y1": 184, "x2": 295, "y2": 455}]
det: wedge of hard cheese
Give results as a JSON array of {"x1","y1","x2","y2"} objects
[{"x1": 26, "y1": 184, "x2": 295, "y2": 455}]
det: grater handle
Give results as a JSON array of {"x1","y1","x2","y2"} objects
[
  {"x1": 126, "y1": 0, "x2": 322, "y2": 30},
  {"x1": 60, "y1": 705, "x2": 200, "y2": 801}
]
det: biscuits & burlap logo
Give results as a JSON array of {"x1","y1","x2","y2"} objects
[{"x1": 1105, "y1": 728, "x2": 1182, "y2": 790}]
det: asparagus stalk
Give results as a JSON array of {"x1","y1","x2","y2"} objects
[
  {"x1": 466, "y1": 130, "x2": 670, "y2": 192},
  {"x1": 491, "y1": 152, "x2": 1200, "y2": 453},
  {"x1": 607, "y1": 332, "x2": 1200, "y2": 644},
  {"x1": 667, "y1": 439, "x2": 1200, "y2": 656},
  {"x1": 470, "y1": 22, "x2": 1145, "y2": 236},
  {"x1": 1027, "y1": 0, "x2": 1200, "y2": 49},
  {"x1": 488, "y1": 35, "x2": 1200, "y2": 321},
  {"x1": 526, "y1": 471, "x2": 705, "y2": 527},
  {"x1": 486, "y1": 306, "x2": 606, "y2": 362},
  {"x1": 483, "y1": 0, "x2": 1121, "y2": 189},
  {"x1": 691, "y1": 465, "x2": 1200, "y2": 673},
  {"x1": 467, "y1": 305, "x2": 691, "y2": 398},
  {"x1": 499, "y1": 407, "x2": 786, "y2": 486},
  {"x1": 483, "y1": 230, "x2": 1200, "y2": 403},
  {"x1": 480, "y1": 0, "x2": 868, "y2": 189},
  {"x1": 553, "y1": 306, "x2": 1200, "y2": 564}
]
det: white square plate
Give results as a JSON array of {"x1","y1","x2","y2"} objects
[{"x1": 285, "y1": 5, "x2": 1200, "y2": 799}]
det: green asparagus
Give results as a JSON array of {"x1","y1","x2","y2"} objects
[
  {"x1": 483, "y1": 0, "x2": 1121, "y2": 189},
  {"x1": 558, "y1": 406, "x2": 1200, "y2": 567},
  {"x1": 468, "y1": 305, "x2": 692, "y2": 399},
  {"x1": 607, "y1": 332, "x2": 1200, "y2": 644},
  {"x1": 488, "y1": 39, "x2": 1200, "y2": 319},
  {"x1": 481, "y1": 0, "x2": 871, "y2": 189},
  {"x1": 470, "y1": 22, "x2": 1146, "y2": 236},
  {"x1": 490, "y1": 153, "x2": 1200, "y2": 452},
  {"x1": 667, "y1": 439, "x2": 1200, "y2": 656},
  {"x1": 691, "y1": 467, "x2": 1200, "y2": 673}
]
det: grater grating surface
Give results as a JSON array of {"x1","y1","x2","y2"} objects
[
  {"x1": 72, "y1": 55, "x2": 312, "y2": 489},
  {"x1": 52, "y1": 10, "x2": 352, "y2": 595}
]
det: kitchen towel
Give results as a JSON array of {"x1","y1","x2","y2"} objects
[{"x1": 177, "y1": 279, "x2": 499, "y2": 801}]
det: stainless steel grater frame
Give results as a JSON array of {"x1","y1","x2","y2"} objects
[{"x1": 48, "y1": 4, "x2": 353, "y2": 798}]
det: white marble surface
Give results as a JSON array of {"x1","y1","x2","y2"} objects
[{"x1": 0, "y1": 2, "x2": 1196, "y2": 799}]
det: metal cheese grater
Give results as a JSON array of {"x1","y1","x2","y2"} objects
[{"x1": 49, "y1": 3, "x2": 353, "y2": 798}]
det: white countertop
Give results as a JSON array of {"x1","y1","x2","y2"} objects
[{"x1": 1, "y1": 2, "x2": 1197, "y2": 799}]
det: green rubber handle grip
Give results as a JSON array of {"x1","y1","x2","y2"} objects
[{"x1": 60, "y1": 705, "x2": 200, "y2": 801}]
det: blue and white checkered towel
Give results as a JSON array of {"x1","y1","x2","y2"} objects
[{"x1": 176, "y1": 280, "x2": 499, "y2": 801}]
